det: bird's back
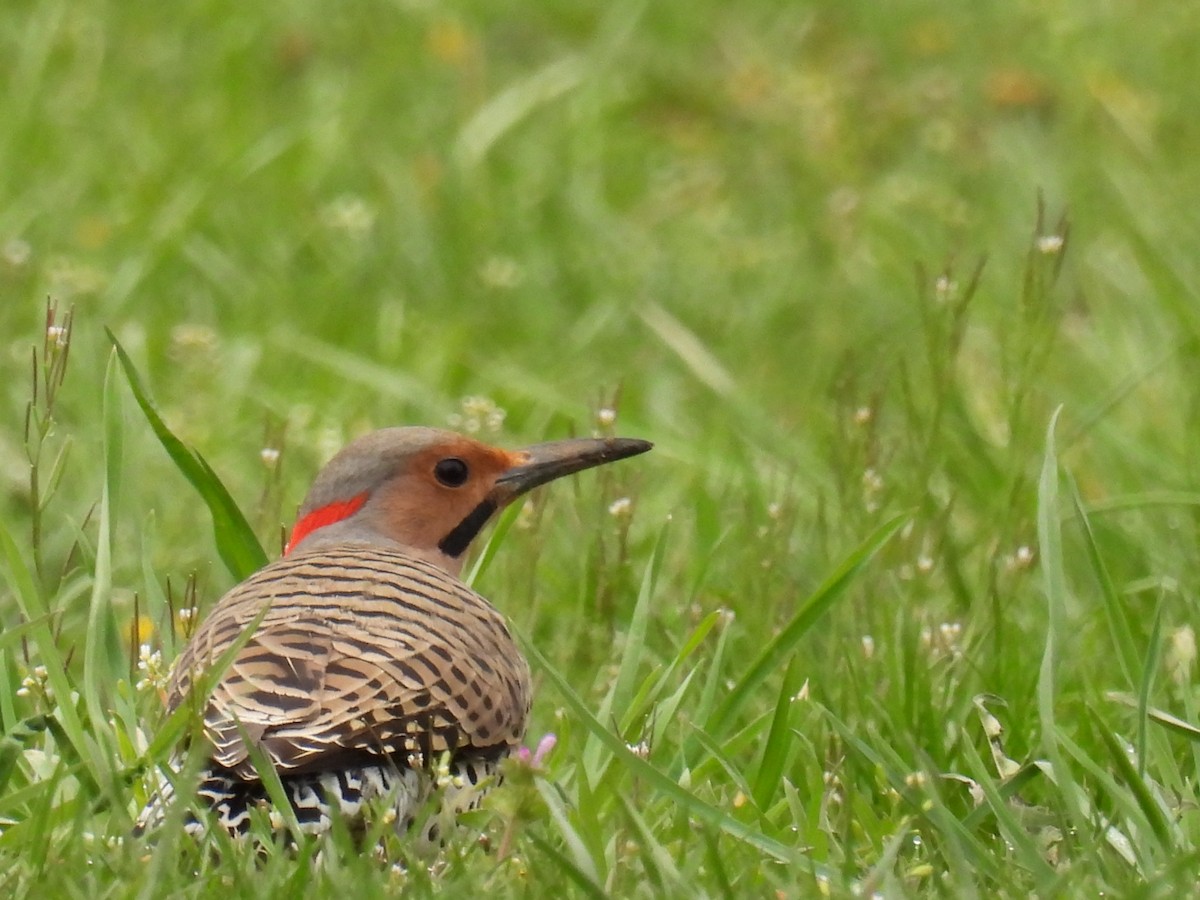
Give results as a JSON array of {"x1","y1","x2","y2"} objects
[{"x1": 156, "y1": 545, "x2": 531, "y2": 836}]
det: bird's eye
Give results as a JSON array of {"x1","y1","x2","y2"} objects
[{"x1": 434, "y1": 457, "x2": 470, "y2": 487}]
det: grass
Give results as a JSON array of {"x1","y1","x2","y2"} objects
[{"x1": 2, "y1": 0, "x2": 1200, "y2": 895}]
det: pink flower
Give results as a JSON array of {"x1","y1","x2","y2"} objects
[{"x1": 515, "y1": 733, "x2": 557, "y2": 769}]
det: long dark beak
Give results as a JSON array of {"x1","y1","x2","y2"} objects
[{"x1": 492, "y1": 436, "x2": 653, "y2": 503}]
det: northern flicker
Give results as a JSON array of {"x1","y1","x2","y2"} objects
[{"x1": 137, "y1": 426, "x2": 651, "y2": 842}]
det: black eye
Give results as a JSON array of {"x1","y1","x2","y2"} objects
[{"x1": 434, "y1": 457, "x2": 470, "y2": 487}]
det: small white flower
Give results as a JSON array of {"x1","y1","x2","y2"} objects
[
  {"x1": 916, "y1": 555, "x2": 934, "y2": 574},
  {"x1": 2, "y1": 238, "x2": 31, "y2": 267},
  {"x1": 1005, "y1": 544, "x2": 1036, "y2": 571},
  {"x1": 19, "y1": 665, "x2": 54, "y2": 700},
  {"x1": 478, "y1": 255, "x2": 524, "y2": 290},
  {"x1": 853, "y1": 406, "x2": 873, "y2": 425},
  {"x1": 169, "y1": 324, "x2": 218, "y2": 357},
  {"x1": 861, "y1": 635, "x2": 875, "y2": 659},
  {"x1": 596, "y1": 407, "x2": 617, "y2": 427},
  {"x1": 260, "y1": 447, "x2": 281, "y2": 467},
  {"x1": 136, "y1": 644, "x2": 167, "y2": 692},
  {"x1": 1168, "y1": 625, "x2": 1196, "y2": 684},
  {"x1": 515, "y1": 501, "x2": 536, "y2": 530},
  {"x1": 47, "y1": 256, "x2": 107, "y2": 295},
  {"x1": 433, "y1": 754, "x2": 454, "y2": 788},
  {"x1": 1036, "y1": 234, "x2": 1065, "y2": 254},
  {"x1": 608, "y1": 497, "x2": 632, "y2": 518},
  {"x1": 935, "y1": 275, "x2": 956, "y2": 300},
  {"x1": 321, "y1": 194, "x2": 376, "y2": 237},
  {"x1": 451, "y1": 396, "x2": 506, "y2": 434}
]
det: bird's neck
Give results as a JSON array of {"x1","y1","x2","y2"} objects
[
  {"x1": 285, "y1": 515, "x2": 466, "y2": 576},
  {"x1": 286, "y1": 493, "x2": 369, "y2": 555}
]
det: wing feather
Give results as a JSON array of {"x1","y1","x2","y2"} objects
[{"x1": 167, "y1": 548, "x2": 531, "y2": 778}]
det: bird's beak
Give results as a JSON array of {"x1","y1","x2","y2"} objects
[{"x1": 492, "y1": 436, "x2": 653, "y2": 504}]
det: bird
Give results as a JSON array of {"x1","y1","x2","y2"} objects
[{"x1": 136, "y1": 425, "x2": 652, "y2": 843}]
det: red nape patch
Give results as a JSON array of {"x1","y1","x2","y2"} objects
[{"x1": 284, "y1": 492, "x2": 368, "y2": 555}]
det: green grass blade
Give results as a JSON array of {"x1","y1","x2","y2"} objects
[
  {"x1": 649, "y1": 667, "x2": 699, "y2": 754},
  {"x1": 618, "y1": 791, "x2": 685, "y2": 892},
  {"x1": 1085, "y1": 706, "x2": 1171, "y2": 847},
  {"x1": 1136, "y1": 593, "x2": 1165, "y2": 776},
  {"x1": 686, "y1": 720, "x2": 760, "y2": 807},
  {"x1": 526, "y1": 829, "x2": 608, "y2": 900},
  {"x1": 631, "y1": 612, "x2": 717, "y2": 736},
  {"x1": 81, "y1": 352, "x2": 122, "y2": 747},
  {"x1": 751, "y1": 653, "x2": 802, "y2": 810},
  {"x1": 0, "y1": 615, "x2": 54, "y2": 654},
  {"x1": 106, "y1": 329, "x2": 267, "y2": 580},
  {"x1": 692, "y1": 613, "x2": 733, "y2": 731},
  {"x1": 857, "y1": 817, "x2": 915, "y2": 899},
  {"x1": 1107, "y1": 692, "x2": 1200, "y2": 741},
  {"x1": 1068, "y1": 477, "x2": 1140, "y2": 688},
  {"x1": 0, "y1": 658, "x2": 14, "y2": 736},
  {"x1": 583, "y1": 524, "x2": 668, "y2": 781},
  {"x1": 522, "y1": 632, "x2": 803, "y2": 866},
  {"x1": 958, "y1": 763, "x2": 1045, "y2": 831},
  {"x1": 0, "y1": 716, "x2": 50, "y2": 794},
  {"x1": 1080, "y1": 490, "x2": 1200, "y2": 515},
  {"x1": 1035, "y1": 407, "x2": 1087, "y2": 836},
  {"x1": 709, "y1": 510, "x2": 910, "y2": 736},
  {"x1": 535, "y1": 778, "x2": 604, "y2": 888},
  {"x1": 0, "y1": 520, "x2": 103, "y2": 781},
  {"x1": 957, "y1": 736, "x2": 1058, "y2": 889},
  {"x1": 142, "y1": 601, "x2": 273, "y2": 766},
  {"x1": 242, "y1": 726, "x2": 303, "y2": 836},
  {"x1": 825, "y1": 709, "x2": 998, "y2": 883},
  {"x1": 611, "y1": 521, "x2": 667, "y2": 717},
  {"x1": 463, "y1": 501, "x2": 522, "y2": 587}
]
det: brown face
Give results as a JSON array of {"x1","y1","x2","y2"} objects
[
  {"x1": 368, "y1": 436, "x2": 527, "y2": 557},
  {"x1": 287, "y1": 428, "x2": 652, "y2": 570},
  {"x1": 368, "y1": 434, "x2": 653, "y2": 564}
]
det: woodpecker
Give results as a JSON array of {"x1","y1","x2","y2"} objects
[{"x1": 137, "y1": 426, "x2": 651, "y2": 842}]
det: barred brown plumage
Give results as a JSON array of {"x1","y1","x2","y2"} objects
[
  {"x1": 170, "y1": 547, "x2": 531, "y2": 778},
  {"x1": 137, "y1": 426, "x2": 651, "y2": 843}
]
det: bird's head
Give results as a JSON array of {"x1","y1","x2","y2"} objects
[{"x1": 284, "y1": 426, "x2": 652, "y2": 573}]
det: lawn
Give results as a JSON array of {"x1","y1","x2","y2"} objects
[{"x1": 2, "y1": 0, "x2": 1200, "y2": 896}]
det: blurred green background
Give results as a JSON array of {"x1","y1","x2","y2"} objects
[
  {"x1": 3, "y1": 0, "x2": 1200, "y2": 894},
  {"x1": 5, "y1": 0, "x2": 1197, "y2": 581}
]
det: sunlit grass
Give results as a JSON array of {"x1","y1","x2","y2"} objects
[{"x1": 2, "y1": 0, "x2": 1200, "y2": 896}]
